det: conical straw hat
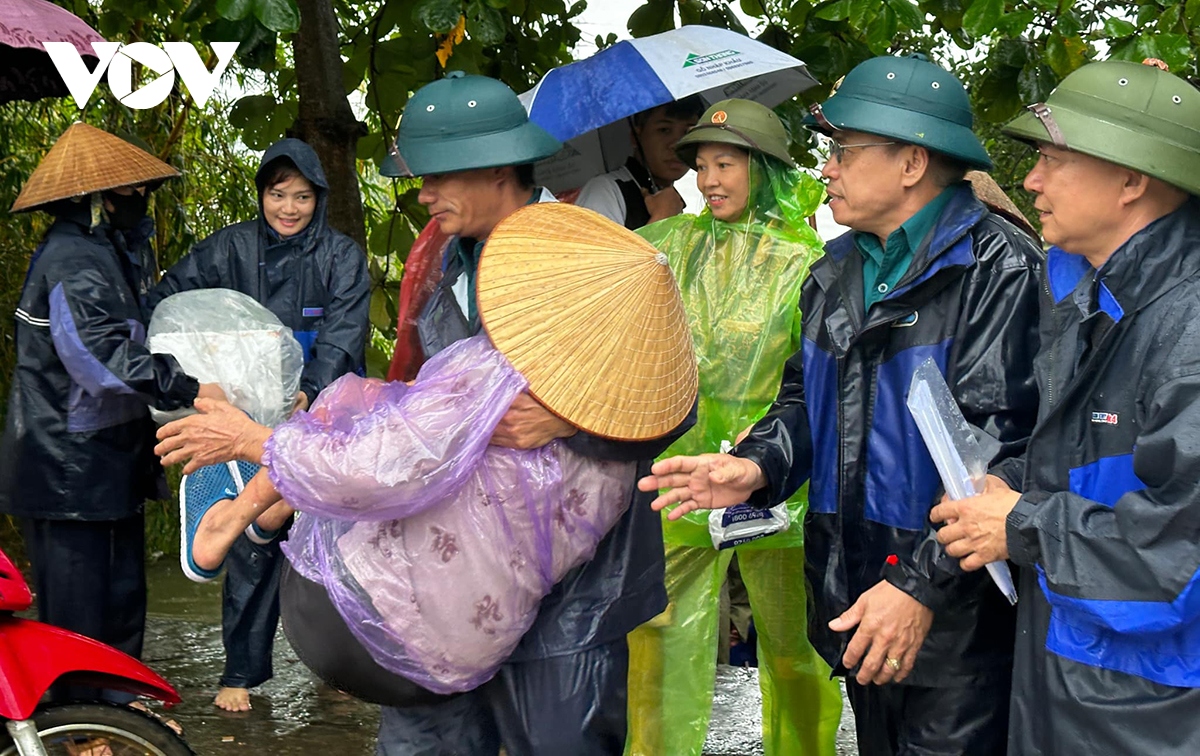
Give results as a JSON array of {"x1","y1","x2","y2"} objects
[
  {"x1": 11, "y1": 123, "x2": 180, "y2": 212},
  {"x1": 477, "y1": 203, "x2": 698, "y2": 441},
  {"x1": 965, "y1": 171, "x2": 1038, "y2": 240}
]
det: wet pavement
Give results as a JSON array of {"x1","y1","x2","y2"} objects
[{"x1": 141, "y1": 559, "x2": 858, "y2": 755}]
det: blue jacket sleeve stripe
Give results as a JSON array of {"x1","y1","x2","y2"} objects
[
  {"x1": 803, "y1": 337, "x2": 837, "y2": 514},
  {"x1": 48, "y1": 282, "x2": 137, "y2": 397},
  {"x1": 1068, "y1": 453, "x2": 1144, "y2": 508}
]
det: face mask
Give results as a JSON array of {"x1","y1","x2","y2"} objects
[{"x1": 102, "y1": 190, "x2": 149, "y2": 230}]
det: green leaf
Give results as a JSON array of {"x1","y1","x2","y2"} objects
[
  {"x1": 848, "y1": 0, "x2": 877, "y2": 29},
  {"x1": 975, "y1": 68, "x2": 1023, "y2": 122},
  {"x1": 1187, "y1": 0, "x2": 1200, "y2": 26},
  {"x1": 991, "y1": 37, "x2": 1029, "y2": 69},
  {"x1": 787, "y1": 1, "x2": 813, "y2": 27},
  {"x1": 757, "y1": 24, "x2": 791, "y2": 52},
  {"x1": 217, "y1": 0, "x2": 254, "y2": 21},
  {"x1": 467, "y1": 3, "x2": 506, "y2": 45},
  {"x1": 740, "y1": 0, "x2": 766, "y2": 16},
  {"x1": 1159, "y1": 3, "x2": 1182, "y2": 32},
  {"x1": 1142, "y1": 33, "x2": 1191, "y2": 71},
  {"x1": 1102, "y1": 17, "x2": 1136, "y2": 37},
  {"x1": 415, "y1": 0, "x2": 463, "y2": 34},
  {"x1": 368, "y1": 214, "x2": 415, "y2": 259},
  {"x1": 253, "y1": 0, "x2": 300, "y2": 33},
  {"x1": 814, "y1": 0, "x2": 850, "y2": 21},
  {"x1": 486, "y1": 0, "x2": 509, "y2": 7},
  {"x1": 995, "y1": 9, "x2": 1034, "y2": 35},
  {"x1": 963, "y1": 0, "x2": 1003, "y2": 37},
  {"x1": 885, "y1": 0, "x2": 925, "y2": 31},
  {"x1": 1017, "y1": 62, "x2": 1055, "y2": 103},
  {"x1": 228, "y1": 94, "x2": 276, "y2": 127},
  {"x1": 919, "y1": 0, "x2": 964, "y2": 30},
  {"x1": 866, "y1": 4, "x2": 899, "y2": 53},
  {"x1": 1137, "y1": 4, "x2": 1158, "y2": 26},
  {"x1": 679, "y1": 0, "x2": 704, "y2": 26},
  {"x1": 1046, "y1": 33, "x2": 1087, "y2": 77},
  {"x1": 627, "y1": 0, "x2": 675, "y2": 37}
]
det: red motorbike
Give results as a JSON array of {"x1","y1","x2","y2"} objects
[{"x1": 0, "y1": 547, "x2": 192, "y2": 755}]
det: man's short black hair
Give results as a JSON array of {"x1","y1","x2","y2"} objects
[
  {"x1": 632, "y1": 95, "x2": 706, "y2": 128},
  {"x1": 515, "y1": 162, "x2": 537, "y2": 189}
]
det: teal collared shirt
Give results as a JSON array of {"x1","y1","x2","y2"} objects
[{"x1": 854, "y1": 186, "x2": 956, "y2": 311}]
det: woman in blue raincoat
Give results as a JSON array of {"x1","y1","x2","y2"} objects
[{"x1": 627, "y1": 99, "x2": 842, "y2": 756}]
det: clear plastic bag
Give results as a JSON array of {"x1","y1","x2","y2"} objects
[
  {"x1": 906, "y1": 357, "x2": 1017, "y2": 604},
  {"x1": 274, "y1": 334, "x2": 637, "y2": 693},
  {"x1": 147, "y1": 289, "x2": 303, "y2": 427}
]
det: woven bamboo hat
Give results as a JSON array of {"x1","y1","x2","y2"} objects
[
  {"x1": 11, "y1": 122, "x2": 180, "y2": 212},
  {"x1": 477, "y1": 203, "x2": 697, "y2": 441}
]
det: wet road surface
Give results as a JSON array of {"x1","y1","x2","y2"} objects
[{"x1": 141, "y1": 560, "x2": 857, "y2": 755}]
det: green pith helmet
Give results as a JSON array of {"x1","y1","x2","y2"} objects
[
  {"x1": 803, "y1": 54, "x2": 992, "y2": 171},
  {"x1": 674, "y1": 99, "x2": 797, "y2": 169},
  {"x1": 1003, "y1": 60, "x2": 1200, "y2": 196},
  {"x1": 383, "y1": 71, "x2": 562, "y2": 177}
]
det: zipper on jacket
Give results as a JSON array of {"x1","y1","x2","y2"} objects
[{"x1": 1042, "y1": 273, "x2": 1056, "y2": 408}]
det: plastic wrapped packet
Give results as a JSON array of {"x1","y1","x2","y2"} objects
[
  {"x1": 707, "y1": 440, "x2": 789, "y2": 549},
  {"x1": 275, "y1": 334, "x2": 637, "y2": 693},
  {"x1": 906, "y1": 357, "x2": 1018, "y2": 604},
  {"x1": 147, "y1": 289, "x2": 303, "y2": 426}
]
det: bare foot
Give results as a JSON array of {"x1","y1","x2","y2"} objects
[{"x1": 213, "y1": 687, "x2": 252, "y2": 712}]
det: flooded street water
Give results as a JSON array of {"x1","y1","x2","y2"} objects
[{"x1": 141, "y1": 559, "x2": 857, "y2": 755}]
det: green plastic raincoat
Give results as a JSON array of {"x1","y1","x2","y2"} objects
[{"x1": 626, "y1": 156, "x2": 842, "y2": 756}]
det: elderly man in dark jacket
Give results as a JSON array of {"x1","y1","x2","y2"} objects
[
  {"x1": 147, "y1": 137, "x2": 370, "y2": 712},
  {"x1": 933, "y1": 60, "x2": 1200, "y2": 756},
  {"x1": 0, "y1": 124, "x2": 219, "y2": 695},
  {"x1": 641, "y1": 54, "x2": 1043, "y2": 756}
]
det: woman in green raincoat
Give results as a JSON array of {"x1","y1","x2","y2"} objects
[{"x1": 627, "y1": 99, "x2": 842, "y2": 756}]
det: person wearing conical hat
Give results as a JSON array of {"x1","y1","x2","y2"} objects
[
  {"x1": 624, "y1": 98, "x2": 842, "y2": 756},
  {"x1": 0, "y1": 123, "x2": 223, "y2": 699},
  {"x1": 156, "y1": 73, "x2": 696, "y2": 753},
  {"x1": 640, "y1": 54, "x2": 1045, "y2": 756},
  {"x1": 931, "y1": 60, "x2": 1200, "y2": 756}
]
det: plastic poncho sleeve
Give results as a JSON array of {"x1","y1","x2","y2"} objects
[
  {"x1": 1008, "y1": 363, "x2": 1200, "y2": 634},
  {"x1": 883, "y1": 242, "x2": 1042, "y2": 610},
  {"x1": 47, "y1": 267, "x2": 198, "y2": 411},
  {"x1": 299, "y1": 239, "x2": 370, "y2": 402}
]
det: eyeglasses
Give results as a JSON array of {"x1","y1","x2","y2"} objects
[{"x1": 825, "y1": 138, "x2": 898, "y2": 163}]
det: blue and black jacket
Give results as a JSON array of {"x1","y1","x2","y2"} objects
[
  {"x1": 733, "y1": 183, "x2": 1044, "y2": 686},
  {"x1": 148, "y1": 139, "x2": 370, "y2": 404},
  {"x1": 1000, "y1": 201, "x2": 1200, "y2": 755},
  {"x1": 0, "y1": 204, "x2": 199, "y2": 520}
]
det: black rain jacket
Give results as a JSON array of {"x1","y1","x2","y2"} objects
[
  {"x1": 148, "y1": 139, "x2": 370, "y2": 402},
  {"x1": 999, "y1": 201, "x2": 1200, "y2": 755},
  {"x1": 0, "y1": 204, "x2": 198, "y2": 520},
  {"x1": 733, "y1": 184, "x2": 1043, "y2": 686}
]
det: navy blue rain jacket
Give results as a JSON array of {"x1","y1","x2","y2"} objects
[
  {"x1": 0, "y1": 204, "x2": 199, "y2": 520},
  {"x1": 1000, "y1": 201, "x2": 1200, "y2": 755},
  {"x1": 147, "y1": 139, "x2": 370, "y2": 402},
  {"x1": 733, "y1": 184, "x2": 1044, "y2": 686}
]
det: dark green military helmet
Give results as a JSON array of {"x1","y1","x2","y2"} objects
[
  {"x1": 1004, "y1": 60, "x2": 1200, "y2": 196},
  {"x1": 803, "y1": 54, "x2": 992, "y2": 171},
  {"x1": 674, "y1": 98, "x2": 797, "y2": 169},
  {"x1": 383, "y1": 71, "x2": 562, "y2": 177}
]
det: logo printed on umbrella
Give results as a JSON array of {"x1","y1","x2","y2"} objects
[
  {"x1": 683, "y1": 50, "x2": 741, "y2": 68},
  {"x1": 43, "y1": 41, "x2": 237, "y2": 110}
]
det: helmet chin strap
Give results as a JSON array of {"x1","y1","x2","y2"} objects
[
  {"x1": 1026, "y1": 103, "x2": 1068, "y2": 150},
  {"x1": 807, "y1": 103, "x2": 841, "y2": 134}
]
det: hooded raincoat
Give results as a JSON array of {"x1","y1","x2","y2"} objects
[
  {"x1": 733, "y1": 184, "x2": 1043, "y2": 695},
  {"x1": 147, "y1": 139, "x2": 370, "y2": 403},
  {"x1": 0, "y1": 203, "x2": 199, "y2": 520},
  {"x1": 627, "y1": 155, "x2": 842, "y2": 756},
  {"x1": 998, "y1": 202, "x2": 1200, "y2": 756}
]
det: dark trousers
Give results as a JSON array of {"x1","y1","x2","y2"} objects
[
  {"x1": 845, "y1": 676, "x2": 1010, "y2": 756},
  {"x1": 376, "y1": 638, "x2": 630, "y2": 756},
  {"x1": 220, "y1": 532, "x2": 285, "y2": 689},
  {"x1": 23, "y1": 514, "x2": 147, "y2": 703}
]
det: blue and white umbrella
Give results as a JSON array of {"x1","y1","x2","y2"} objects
[{"x1": 520, "y1": 25, "x2": 819, "y2": 191}]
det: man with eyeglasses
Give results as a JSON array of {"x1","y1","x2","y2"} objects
[{"x1": 639, "y1": 54, "x2": 1044, "y2": 755}]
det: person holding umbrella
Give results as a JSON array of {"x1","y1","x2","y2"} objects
[
  {"x1": 638, "y1": 54, "x2": 1044, "y2": 755},
  {"x1": 626, "y1": 98, "x2": 843, "y2": 756},
  {"x1": 0, "y1": 123, "x2": 222, "y2": 701},
  {"x1": 575, "y1": 96, "x2": 704, "y2": 229}
]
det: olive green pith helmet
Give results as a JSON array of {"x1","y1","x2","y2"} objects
[
  {"x1": 674, "y1": 99, "x2": 797, "y2": 169},
  {"x1": 383, "y1": 71, "x2": 562, "y2": 177},
  {"x1": 1003, "y1": 60, "x2": 1200, "y2": 196},
  {"x1": 803, "y1": 54, "x2": 992, "y2": 171}
]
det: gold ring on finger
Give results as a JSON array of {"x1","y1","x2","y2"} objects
[{"x1": 885, "y1": 657, "x2": 901, "y2": 671}]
